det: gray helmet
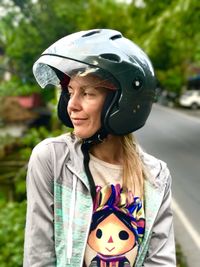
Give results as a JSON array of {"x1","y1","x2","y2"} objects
[{"x1": 33, "y1": 29, "x2": 156, "y2": 135}]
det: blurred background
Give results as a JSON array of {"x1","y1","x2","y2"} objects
[{"x1": 0, "y1": 0, "x2": 199, "y2": 266}]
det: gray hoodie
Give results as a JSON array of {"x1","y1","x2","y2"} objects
[{"x1": 23, "y1": 133, "x2": 176, "y2": 267}]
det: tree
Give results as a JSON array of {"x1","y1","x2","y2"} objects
[
  {"x1": 133, "y1": 0, "x2": 200, "y2": 93},
  {"x1": 0, "y1": 0, "x2": 85, "y2": 83},
  {"x1": 0, "y1": 0, "x2": 199, "y2": 95}
]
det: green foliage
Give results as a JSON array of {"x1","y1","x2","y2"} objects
[
  {"x1": 0, "y1": 200, "x2": 26, "y2": 267},
  {"x1": 1, "y1": 0, "x2": 199, "y2": 96},
  {"x1": 0, "y1": 119, "x2": 68, "y2": 264},
  {"x1": 0, "y1": 135, "x2": 18, "y2": 159},
  {"x1": 0, "y1": 0, "x2": 90, "y2": 83},
  {"x1": 176, "y1": 242, "x2": 188, "y2": 267},
  {"x1": 77, "y1": 0, "x2": 134, "y2": 38},
  {"x1": 139, "y1": 0, "x2": 200, "y2": 93},
  {"x1": 0, "y1": 125, "x2": 66, "y2": 202},
  {"x1": 21, "y1": 125, "x2": 65, "y2": 148},
  {"x1": 22, "y1": 126, "x2": 50, "y2": 147},
  {"x1": 0, "y1": 77, "x2": 40, "y2": 97},
  {"x1": 156, "y1": 67, "x2": 185, "y2": 94}
]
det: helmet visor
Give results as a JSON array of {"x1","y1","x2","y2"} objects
[{"x1": 33, "y1": 55, "x2": 117, "y2": 90}]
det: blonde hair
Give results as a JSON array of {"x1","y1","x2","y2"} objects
[{"x1": 121, "y1": 134, "x2": 146, "y2": 199}]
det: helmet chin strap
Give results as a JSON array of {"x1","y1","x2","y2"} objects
[
  {"x1": 81, "y1": 126, "x2": 108, "y2": 201},
  {"x1": 82, "y1": 127, "x2": 108, "y2": 148},
  {"x1": 81, "y1": 126, "x2": 108, "y2": 200}
]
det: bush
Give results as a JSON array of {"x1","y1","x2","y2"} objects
[
  {"x1": 0, "y1": 78, "x2": 40, "y2": 97},
  {"x1": 0, "y1": 201, "x2": 26, "y2": 267}
]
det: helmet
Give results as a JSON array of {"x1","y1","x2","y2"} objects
[{"x1": 33, "y1": 29, "x2": 156, "y2": 135}]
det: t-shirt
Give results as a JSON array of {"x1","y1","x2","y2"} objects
[{"x1": 84, "y1": 154, "x2": 145, "y2": 267}]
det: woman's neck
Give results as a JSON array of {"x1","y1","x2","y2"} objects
[{"x1": 90, "y1": 135, "x2": 123, "y2": 165}]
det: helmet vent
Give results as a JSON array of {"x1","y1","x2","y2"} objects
[
  {"x1": 110, "y1": 34, "x2": 122, "y2": 40},
  {"x1": 82, "y1": 30, "x2": 101, "y2": 37},
  {"x1": 99, "y1": 53, "x2": 121, "y2": 62}
]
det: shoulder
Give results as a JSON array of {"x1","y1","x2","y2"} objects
[
  {"x1": 30, "y1": 133, "x2": 81, "y2": 166},
  {"x1": 138, "y1": 146, "x2": 171, "y2": 190}
]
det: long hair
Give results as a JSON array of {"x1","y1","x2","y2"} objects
[{"x1": 121, "y1": 134, "x2": 147, "y2": 199}]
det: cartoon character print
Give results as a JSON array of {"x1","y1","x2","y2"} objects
[{"x1": 87, "y1": 184, "x2": 145, "y2": 267}]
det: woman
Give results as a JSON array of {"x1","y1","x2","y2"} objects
[{"x1": 23, "y1": 29, "x2": 176, "y2": 267}]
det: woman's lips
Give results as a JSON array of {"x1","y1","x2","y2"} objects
[{"x1": 71, "y1": 118, "x2": 87, "y2": 125}]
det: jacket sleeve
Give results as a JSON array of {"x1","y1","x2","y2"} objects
[
  {"x1": 23, "y1": 141, "x2": 56, "y2": 267},
  {"x1": 144, "y1": 174, "x2": 176, "y2": 266}
]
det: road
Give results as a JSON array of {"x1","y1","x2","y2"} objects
[{"x1": 135, "y1": 104, "x2": 200, "y2": 267}]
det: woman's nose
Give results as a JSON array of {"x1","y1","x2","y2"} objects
[{"x1": 68, "y1": 93, "x2": 81, "y2": 112}]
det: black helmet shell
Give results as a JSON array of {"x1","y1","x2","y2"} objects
[{"x1": 33, "y1": 29, "x2": 156, "y2": 135}]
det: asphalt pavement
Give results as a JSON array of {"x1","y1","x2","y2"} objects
[{"x1": 135, "y1": 104, "x2": 200, "y2": 267}]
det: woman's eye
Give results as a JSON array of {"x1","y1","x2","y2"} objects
[
  {"x1": 83, "y1": 91, "x2": 95, "y2": 97},
  {"x1": 67, "y1": 91, "x2": 73, "y2": 98}
]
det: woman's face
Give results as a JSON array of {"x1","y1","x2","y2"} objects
[{"x1": 67, "y1": 75, "x2": 108, "y2": 139}]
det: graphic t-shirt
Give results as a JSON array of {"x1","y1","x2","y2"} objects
[{"x1": 84, "y1": 154, "x2": 145, "y2": 267}]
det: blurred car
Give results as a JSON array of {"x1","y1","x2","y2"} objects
[{"x1": 179, "y1": 90, "x2": 200, "y2": 109}]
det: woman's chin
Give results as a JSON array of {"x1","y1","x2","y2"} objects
[
  {"x1": 73, "y1": 126, "x2": 100, "y2": 140},
  {"x1": 73, "y1": 131, "x2": 94, "y2": 140}
]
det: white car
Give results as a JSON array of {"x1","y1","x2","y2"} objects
[{"x1": 179, "y1": 90, "x2": 200, "y2": 109}]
